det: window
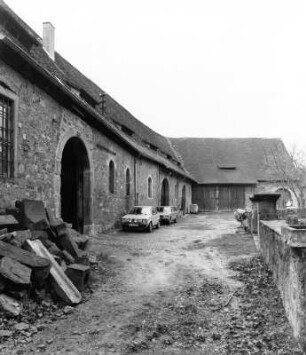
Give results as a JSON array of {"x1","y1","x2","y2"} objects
[
  {"x1": 109, "y1": 160, "x2": 115, "y2": 193},
  {"x1": 0, "y1": 94, "x2": 14, "y2": 177},
  {"x1": 125, "y1": 168, "x2": 130, "y2": 196},
  {"x1": 148, "y1": 176, "x2": 153, "y2": 198}
]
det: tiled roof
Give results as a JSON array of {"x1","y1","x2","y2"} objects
[
  {"x1": 53, "y1": 54, "x2": 176, "y2": 158},
  {"x1": 0, "y1": 1, "x2": 192, "y2": 180},
  {"x1": 170, "y1": 137, "x2": 290, "y2": 184}
]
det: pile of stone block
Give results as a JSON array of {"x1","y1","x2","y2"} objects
[{"x1": 0, "y1": 199, "x2": 91, "y2": 317}]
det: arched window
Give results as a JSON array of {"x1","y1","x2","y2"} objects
[
  {"x1": 148, "y1": 176, "x2": 153, "y2": 198},
  {"x1": 175, "y1": 183, "x2": 179, "y2": 201},
  {"x1": 126, "y1": 168, "x2": 131, "y2": 196},
  {"x1": 109, "y1": 160, "x2": 115, "y2": 194}
]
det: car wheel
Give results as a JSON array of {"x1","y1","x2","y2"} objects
[
  {"x1": 147, "y1": 222, "x2": 153, "y2": 233},
  {"x1": 156, "y1": 221, "x2": 160, "y2": 229}
]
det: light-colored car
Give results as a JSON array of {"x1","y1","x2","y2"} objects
[
  {"x1": 121, "y1": 206, "x2": 160, "y2": 232},
  {"x1": 157, "y1": 206, "x2": 179, "y2": 225}
]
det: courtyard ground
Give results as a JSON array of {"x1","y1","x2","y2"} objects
[{"x1": 0, "y1": 213, "x2": 303, "y2": 354}]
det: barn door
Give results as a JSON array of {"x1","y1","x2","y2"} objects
[
  {"x1": 203, "y1": 186, "x2": 218, "y2": 211},
  {"x1": 219, "y1": 185, "x2": 245, "y2": 210}
]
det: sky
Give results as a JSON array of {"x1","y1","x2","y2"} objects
[{"x1": 5, "y1": 0, "x2": 306, "y2": 153}]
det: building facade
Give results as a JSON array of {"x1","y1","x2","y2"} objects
[
  {"x1": 171, "y1": 137, "x2": 295, "y2": 211},
  {"x1": 0, "y1": 1, "x2": 193, "y2": 235}
]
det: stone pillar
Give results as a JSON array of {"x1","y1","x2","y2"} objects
[{"x1": 249, "y1": 193, "x2": 280, "y2": 235}]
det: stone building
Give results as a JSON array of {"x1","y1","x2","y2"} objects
[
  {"x1": 0, "y1": 1, "x2": 194, "y2": 234},
  {"x1": 170, "y1": 138, "x2": 296, "y2": 211}
]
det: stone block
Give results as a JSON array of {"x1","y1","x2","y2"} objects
[
  {"x1": 30, "y1": 230, "x2": 49, "y2": 243},
  {"x1": 9, "y1": 230, "x2": 31, "y2": 248},
  {"x1": 65, "y1": 264, "x2": 90, "y2": 291},
  {"x1": 47, "y1": 243, "x2": 62, "y2": 258},
  {"x1": 0, "y1": 294, "x2": 22, "y2": 316},
  {"x1": 0, "y1": 240, "x2": 50, "y2": 269},
  {"x1": 60, "y1": 259, "x2": 67, "y2": 272},
  {"x1": 45, "y1": 208, "x2": 64, "y2": 228},
  {"x1": 59, "y1": 230, "x2": 82, "y2": 259},
  {"x1": 62, "y1": 250, "x2": 75, "y2": 265},
  {"x1": 17, "y1": 199, "x2": 49, "y2": 229},
  {"x1": 0, "y1": 233, "x2": 13, "y2": 242},
  {"x1": 0, "y1": 257, "x2": 31, "y2": 285},
  {"x1": 26, "y1": 240, "x2": 81, "y2": 305},
  {"x1": 30, "y1": 220, "x2": 57, "y2": 241},
  {"x1": 0, "y1": 229, "x2": 8, "y2": 236},
  {"x1": 53, "y1": 254, "x2": 62, "y2": 265},
  {"x1": 29, "y1": 219, "x2": 50, "y2": 231},
  {"x1": 69, "y1": 229, "x2": 89, "y2": 250},
  {"x1": 75, "y1": 253, "x2": 90, "y2": 266},
  {"x1": 0, "y1": 215, "x2": 19, "y2": 231},
  {"x1": 281, "y1": 225, "x2": 306, "y2": 247},
  {"x1": 54, "y1": 223, "x2": 69, "y2": 236}
]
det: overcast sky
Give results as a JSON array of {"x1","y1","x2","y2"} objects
[{"x1": 5, "y1": 0, "x2": 306, "y2": 153}]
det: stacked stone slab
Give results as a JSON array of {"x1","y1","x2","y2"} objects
[{"x1": 0, "y1": 199, "x2": 92, "y2": 315}]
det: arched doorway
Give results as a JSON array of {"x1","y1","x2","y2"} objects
[
  {"x1": 181, "y1": 185, "x2": 186, "y2": 213},
  {"x1": 276, "y1": 188, "x2": 293, "y2": 209},
  {"x1": 161, "y1": 178, "x2": 169, "y2": 206},
  {"x1": 61, "y1": 137, "x2": 91, "y2": 233}
]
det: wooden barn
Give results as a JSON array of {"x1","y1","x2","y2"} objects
[{"x1": 170, "y1": 138, "x2": 292, "y2": 212}]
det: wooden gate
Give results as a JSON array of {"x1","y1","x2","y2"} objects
[
  {"x1": 219, "y1": 185, "x2": 245, "y2": 210},
  {"x1": 193, "y1": 185, "x2": 246, "y2": 211}
]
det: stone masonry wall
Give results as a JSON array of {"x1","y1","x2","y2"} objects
[
  {"x1": 0, "y1": 60, "x2": 192, "y2": 233},
  {"x1": 0, "y1": 59, "x2": 62, "y2": 211},
  {"x1": 136, "y1": 158, "x2": 192, "y2": 212},
  {"x1": 259, "y1": 221, "x2": 306, "y2": 352}
]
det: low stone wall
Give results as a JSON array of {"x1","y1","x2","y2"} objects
[{"x1": 259, "y1": 220, "x2": 306, "y2": 352}]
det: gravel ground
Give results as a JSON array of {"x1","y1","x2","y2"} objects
[{"x1": 0, "y1": 213, "x2": 302, "y2": 354}]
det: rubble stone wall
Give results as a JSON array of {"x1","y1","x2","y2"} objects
[
  {"x1": 0, "y1": 60, "x2": 192, "y2": 233},
  {"x1": 0, "y1": 59, "x2": 63, "y2": 211},
  {"x1": 259, "y1": 221, "x2": 306, "y2": 351}
]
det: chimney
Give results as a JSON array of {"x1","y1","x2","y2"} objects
[{"x1": 43, "y1": 22, "x2": 55, "y2": 60}]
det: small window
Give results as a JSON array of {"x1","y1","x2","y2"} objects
[
  {"x1": 148, "y1": 176, "x2": 153, "y2": 198},
  {"x1": 217, "y1": 164, "x2": 236, "y2": 169},
  {"x1": 125, "y1": 168, "x2": 131, "y2": 196},
  {"x1": 109, "y1": 160, "x2": 115, "y2": 193},
  {"x1": 0, "y1": 94, "x2": 14, "y2": 177}
]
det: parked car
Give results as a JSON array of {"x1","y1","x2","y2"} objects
[
  {"x1": 157, "y1": 206, "x2": 179, "y2": 225},
  {"x1": 121, "y1": 206, "x2": 160, "y2": 232}
]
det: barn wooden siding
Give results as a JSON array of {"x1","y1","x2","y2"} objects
[{"x1": 192, "y1": 184, "x2": 254, "y2": 211}]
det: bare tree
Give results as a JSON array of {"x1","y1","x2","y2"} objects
[{"x1": 267, "y1": 143, "x2": 306, "y2": 208}]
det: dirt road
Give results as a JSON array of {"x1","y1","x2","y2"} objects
[{"x1": 1, "y1": 213, "x2": 301, "y2": 354}]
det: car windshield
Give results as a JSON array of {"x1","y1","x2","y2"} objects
[
  {"x1": 157, "y1": 207, "x2": 164, "y2": 212},
  {"x1": 129, "y1": 207, "x2": 151, "y2": 215}
]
